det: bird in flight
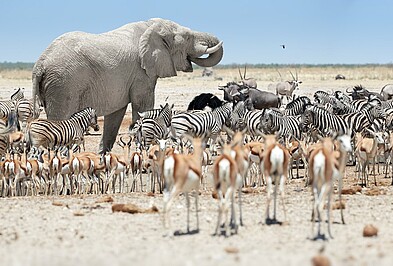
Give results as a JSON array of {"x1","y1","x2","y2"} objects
[{"x1": 280, "y1": 44, "x2": 286, "y2": 49}]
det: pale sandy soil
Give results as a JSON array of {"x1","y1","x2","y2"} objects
[{"x1": 0, "y1": 67, "x2": 393, "y2": 266}]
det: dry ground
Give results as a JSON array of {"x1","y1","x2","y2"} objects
[{"x1": 1, "y1": 66, "x2": 393, "y2": 266}]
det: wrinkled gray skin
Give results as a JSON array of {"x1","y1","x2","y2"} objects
[
  {"x1": 380, "y1": 84, "x2": 393, "y2": 101},
  {"x1": 32, "y1": 18, "x2": 223, "y2": 152}
]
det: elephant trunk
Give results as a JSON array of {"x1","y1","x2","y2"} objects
[{"x1": 190, "y1": 41, "x2": 223, "y2": 68}]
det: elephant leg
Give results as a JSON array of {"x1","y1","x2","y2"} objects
[{"x1": 99, "y1": 106, "x2": 128, "y2": 153}]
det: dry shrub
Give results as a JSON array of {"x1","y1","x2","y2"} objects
[
  {"x1": 112, "y1": 203, "x2": 159, "y2": 214},
  {"x1": 311, "y1": 254, "x2": 331, "y2": 266},
  {"x1": 341, "y1": 186, "x2": 362, "y2": 195},
  {"x1": 95, "y1": 196, "x2": 114, "y2": 203},
  {"x1": 73, "y1": 211, "x2": 85, "y2": 216},
  {"x1": 363, "y1": 224, "x2": 378, "y2": 237}
]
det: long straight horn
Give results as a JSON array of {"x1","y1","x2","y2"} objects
[
  {"x1": 238, "y1": 67, "x2": 243, "y2": 80},
  {"x1": 244, "y1": 64, "x2": 247, "y2": 79},
  {"x1": 296, "y1": 69, "x2": 298, "y2": 80},
  {"x1": 289, "y1": 70, "x2": 296, "y2": 80}
]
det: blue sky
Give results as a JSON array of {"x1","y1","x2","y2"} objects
[{"x1": 0, "y1": 0, "x2": 392, "y2": 64}]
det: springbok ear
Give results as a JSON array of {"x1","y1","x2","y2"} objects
[{"x1": 139, "y1": 22, "x2": 177, "y2": 78}]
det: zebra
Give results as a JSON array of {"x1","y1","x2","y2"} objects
[
  {"x1": 300, "y1": 105, "x2": 351, "y2": 137},
  {"x1": 15, "y1": 97, "x2": 41, "y2": 131},
  {"x1": 0, "y1": 88, "x2": 25, "y2": 121},
  {"x1": 26, "y1": 107, "x2": 99, "y2": 152},
  {"x1": 339, "y1": 104, "x2": 386, "y2": 137},
  {"x1": 170, "y1": 102, "x2": 232, "y2": 142},
  {"x1": 284, "y1": 96, "x2": 311, "y2": 116},
  {"x1": 313, "y1": 91, "x2": 336, "y2": 105},
  {"x1": 230, "y1": 101, "x2": 266, "y2": 137},
  {"x1": 135, "y1": 110, "x2": 170, "y2": 149},
  {"x1": 260, "y1": 108, "x2": 302, "y2": 140},
  {"x1": 10, "y1": 88, "x2": 25, "y2": 102},
  {"x1": 137, "y1": 103, "x2": 174, "y2": 127}
]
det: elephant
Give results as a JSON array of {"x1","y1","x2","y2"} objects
[{"x1": 32, "y1": 18, "x2": 223, "y2": 152}]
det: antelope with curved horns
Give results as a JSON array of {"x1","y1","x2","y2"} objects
[
  {"x1": 238, "y1": 64, "x2": 257, "y2": 88},
  {"x1": 275, "y1": 70, "x2": 302, "y2": 102}
]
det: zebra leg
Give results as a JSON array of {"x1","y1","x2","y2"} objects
[{"x1": 99, "y1": 106, "x2": 127, "y2": 153}]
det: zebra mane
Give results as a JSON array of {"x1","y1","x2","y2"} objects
[
  {"x1": 266, "y1": 108, "x2": 284, "y2": 118},
  {"x1": 233, "y1": 101, "x2": 245, "y2": 112},
  {"x1": 286, "y1": 96, "x2": 310, "y2": 109}
]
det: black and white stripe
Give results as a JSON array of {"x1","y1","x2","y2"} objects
[
  {"x1": 284, "y1": 96, "x2": 311, "y2": 116},
  {"x1": 137, "y1": 103, "x2": 173, "y2": 127},
  {"x1": 300, "y1": 105, "x2": 351, "y2": 137},
  {"x1": 27, "y1": 107, "x2": 99, "y2": 150},
  {"x1": 135, "y1": 110, "x2": 170, "y2": 148},
  {"x1": 15, "y1": 98, "x2": 41, "y2": 130},
  {"x1": 171, "y1": 102, "x2": 232, "y2": 140},
  {"x1": 261, "y1": 108, "x2": 302, "y2": 140}
]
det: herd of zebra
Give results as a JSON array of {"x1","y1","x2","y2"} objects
[
  {"x1": 0, "y1": 84, "x2": 391, "y2": 196},
  {"x1": 1, "y1": 83, "x2": 393, "y2": 237}
]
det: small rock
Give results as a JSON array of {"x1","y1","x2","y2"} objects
[
  {"x1": 73, "y1": 211, "x2": 85, "y2": 216},
  {"x1": 311, "y1": 254, "x2": 331, "y2": 266},
  {"x1": 341, "y1": 186, "x2": 362, "y2": 195},
  {"x1": 363, "y1": 224, "x2": 378, "y2": 237},
  {"x1": 212, "y1": 191, "x2": 218, "y2": 199},
  {"x1": 224, "y1": 246, "x2": 239, "y2": 254},
  {"x1": 112, "y1": 203, "x2": 159, "y2": 214},
  {"x1": 95, "y1": 196, "x2": 114, "y2": 203}
]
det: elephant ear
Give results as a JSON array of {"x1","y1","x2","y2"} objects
[{"x1": 139, "y1": 23, "x2": 177, "y2": 79}]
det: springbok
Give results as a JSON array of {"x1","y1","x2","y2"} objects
[
  {"x1": 355, "y1": 130, "x2": 385, "y2": 187},
  {"x1": 308, "y1": 137, "x2": 335, "y2": 240},
  {"x1": 262, "y1": 134, "x2": 290, "y2": 224},
  {"x1": 162, "y1": 137, "x2": 204, "y2": 236}
]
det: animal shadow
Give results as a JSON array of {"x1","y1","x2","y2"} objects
[
  {"x1": 265, "y1": 218, "x2": 283, "y2": 226},
  {"x1": 173, "y1": 229, "x2": 200, "y2": 236}
]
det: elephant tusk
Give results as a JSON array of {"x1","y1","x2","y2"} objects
[{"x1": 205, "y1": 41, "x2": 223, "y2": 54}]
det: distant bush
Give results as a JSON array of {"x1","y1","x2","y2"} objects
[{"x1": 0, "y1": 62, "x2": 34, "y2": 71}]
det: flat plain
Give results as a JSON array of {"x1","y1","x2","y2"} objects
[{"x1": 0, "y1": 66, "x2": 393, "y2": 266}]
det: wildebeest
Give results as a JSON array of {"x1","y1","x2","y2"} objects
[
  {"x1": 234, "y1": 86, "x2": 281, "y2": 110},
  {"x1": 346, "y1": 85, "x2": 383, "y2": 101},
  {"x1": 202, "y1": 67, "x2": 213, "y2": 77},
  {"x1": 335, "y1": 74, "x2": 346, "y2": 80},
  {"x1": 218, "y1": 82, "x2": 241, "y2": 102},
  {"x1": 380, "y1": 84, "x2": 393, "y2": 101},
  {"x1": 187, "y1": 93, "x2": 224, "y2": 111}
]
